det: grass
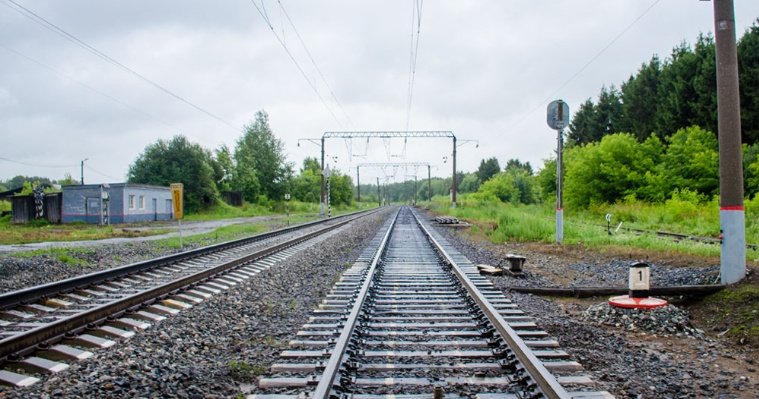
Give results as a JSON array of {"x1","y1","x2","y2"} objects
[
  {"x1": 693, "y1": 280, "x2": 759, "y2": 345},
  {"x1": 0, "y1": 200, "x2": 372, "y2": 246},
  {"x1": 427, "y1": 195, "x2": 759, "y2": 260},
  {"x1": 154, "y1": 221, "x2": 270, "y2": 250},
  {"x1": 12, "y1": 247, "x2": 93, "y2": 267},
  {"x1": 228, "y1": 360, "x2": 268, "y2": 379},
  {"x1": 0, "y1": 217, "x2": 172, "y2": 245}
]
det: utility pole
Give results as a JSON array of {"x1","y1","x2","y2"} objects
[
  {"x1": 414, "y1": 176, "x2": 417, "y2": 206},
  {"x1": 356, "y1": 166, "x2": 360, "y2": 203},
  {"x1": 377, "y1": 177, "x2": 381, "y2": 207},
  {"x1": 319, "y1": 137, "x2": 325, "y2": 216},
  {"x1": 428, "y1": 165, "x2": 432, "y2": 202},
  {"x1": 80, "y1": 158, "x2": 88, "y2": 185},
  {"x1": 452, "y1": 136, "x2": 457, "y2": 208},
  {"x1": 556, "y1": 121, "x2": 564, "y2": 243},
  {"x1": 714, "y1": 0, "x2": 746, "y2": 284}
]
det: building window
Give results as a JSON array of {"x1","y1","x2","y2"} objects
[
  {"x1": 128, "y1": 195, "x2": 136, "y2": 209},
  {"x1": 139, "y1": 196, "x2": 145, "y2": 209}
]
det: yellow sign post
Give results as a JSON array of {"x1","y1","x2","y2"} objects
[
  {"x1": 170, "y1": 183, "x2": 184, "y2": 249},
  {"x1": 170, "y1": 183, "x2": 184, "y2": 219}
]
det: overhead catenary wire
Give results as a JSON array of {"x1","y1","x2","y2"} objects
[
  {"x1": 84, "y1": 164, "x2": 120, "y2": 181},
  {"x1": 0, "y1": 0, "x2": 241, "y2": 133},
  {"x1": 507, "y1": 0, "x2": 662, "y2": 132},
  {"x1": 0, "y1": 44, "x2": 180, "y2": 133},
  {"x1": 0, "y1": 156, "x2": 78, "y2": 169},
  {"x1": 404, "y1": 0, "x2": 424, "y2": 132},
  {"x1": 249, "y1": 0, "x2": 345, "y2": 128},
  {"x1": 276, "y1": 0, "x2": 353, "y2": 128}
]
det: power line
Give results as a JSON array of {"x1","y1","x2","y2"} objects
[
  {"x1": 1, "y1": 0, "x2": 241, "y2": 133},
  {"x1": 0, "y1": 44, "x2": 180, "y2": 133},
  {"x1": 277, "y1": 0, "x2": 353, "y2": 128},
  {"x1": 249, "y1": 0, "x2": 345, "y2": 128},
  {"x1": 0, "y1": 156, "x2": 78, "y2": 169},
  {"x1": 84, "y1": 164, "x2": 120, "y2": 181},
  {"x1": 507, "y1": 0, "x2": 662, "y2": 132},
  {"x1": 405, "y1": 0, "x2": 424, "y2": 132}
]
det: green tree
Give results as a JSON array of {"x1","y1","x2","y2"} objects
[
  {"x1": 127, "y1": 135, "x2": 219, "y2": 212},
  {"x1": 476, "y1": 157, "x2": 501, "y2": 183},
  {"x1": 476, "y1": 169, "x2": 536, "y2": 204},
  {"x1": 4, "y1": 176, "x2": 53, "y2": 190},
  {"x1": 327, "y1": 170, "x2": 353, "y2": 206},
  {"x1": 459, "y1": 173, "x2": 480, "y2": 193},
  {"x1": 661, "y1": 126, "x2": 719, "y2": 196},
  {"x1": 567, "y1": 87, "x2": 625, "y2": 145},
  {"x1": 655, "y1": 43, "x2": 699, "y2": 137},
  {"x1": 634, "y1": 135, "x2": 668, "y2": 202},
  {"x1": 595, "y1": 86, "x2": 626, "y2": 135},
  {"x1": 567, "y1": 99, "x2": 600, "y2": 145},
  {"x1": 234, "y1": 110, "x2": 287, "y2": 202},
  {"x1": 57, "y1": 173, "x2": 79, "y2": 186},
  {"x1": 738, "y1": 20, "x2": 759, "y2": 144},
  {"x1": 621, "y1": 55, "x2": 661, "y2": 140},
  {"x1": 536, "y1": 158, "x2": 556, "y2": 201},
  {"x1": 503, "y1": 159, "x2": 533, "y2": 175},
  {"x1": 291, "y1": 157, "x2": 321, "y2": 203},
  {"x1": 689, "y1": 34, "x2": 717, "y2": 134},
  {"x1": 564, "y1": 133, "x2": 656, "y2": 207},
  {"x1": 213, "y1": 145, "x2": 235, "y2": 192},
  {"x1": 743, "y1": 143, "x2": 759, "y2": 197}
]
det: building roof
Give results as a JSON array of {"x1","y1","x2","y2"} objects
[{"x1": 62, "y1": 183, "x2": 171, "y2": 191}]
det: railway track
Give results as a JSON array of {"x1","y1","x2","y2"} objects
[
  {"x1": 0, "y1": 208, "x2": 381, "y2": 387},
  {"x1": 251, "y1": 207, "x2": 612, "y2": 399}
]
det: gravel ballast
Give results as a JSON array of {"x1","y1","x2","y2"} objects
[
  {"x1": 428, "y1": 215, "x2": 758, "y2": 398},
  {"x1": 2, "y1": 209, "x2": 756, "y2": 398},
  {"x1": 1, "y1": 210, "x2": 392, "y2": 398}
]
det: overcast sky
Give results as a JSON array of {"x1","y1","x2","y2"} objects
[{"x1": 1, "y1": 0, "x2": 758, "y2": 186}]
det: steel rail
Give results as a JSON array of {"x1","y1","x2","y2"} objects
[
  {"x1": 0, "y1": 208, "x2": 378, "y2": 311},
  {"x1": 311, "y1": 208, "x2": 400, "y2": 398},
  {"x1": 0, "y1": 210, "x2": 377, "y2": 360},
  {"x1": 412, "y1": 210, "x2": 572, "y2": 399}
]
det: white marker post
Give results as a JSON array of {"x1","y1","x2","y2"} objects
[
  {"x1": 609, "y1": 261, "x2": 667, "y2": 310},
  {"x1": 628, "y1": 262, "x2": 651, "y2": 298},
  {"x1": 547, "y1": 100, "x2": 569, "y2": 243},
  {"x1": 285, "y1": 193, "x2": 291, "y2": 226}
]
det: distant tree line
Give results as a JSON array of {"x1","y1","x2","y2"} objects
[
  {"x1": 385, "y1": 20, "x2": 759, "y2": 209},
  {"x1": 0, "y1": 174, "x2": 78, "y2": 193},
  {"x1": 127, "y1": 110, "x2": 353, "y2": 213},
  {"x1": 568, "y1": 20, "x2": 759, "y2": 145}
]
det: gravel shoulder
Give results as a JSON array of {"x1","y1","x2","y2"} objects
[
  {"x1": 428, "y1": 214, "x2": 758, "y2": 398},
  {"x1": 1, "y1": 209, "x2": 393, "y2": 398},
  {"x1": 2, "y1": 208, "x2": 756, "y2": 398}
]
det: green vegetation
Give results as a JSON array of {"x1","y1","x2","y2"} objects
[
  {"x1": 126, "y1": 110, "x2": 355, "y2": 214},
  {"x1": 0, "y1": 220, "x2": 170, "y2": 245},
  {"x1": 228, "y1": 360, "x2": 268, "y2": 379},
  {"x1": 13, "y1": 247, "x2": 94, "y2": 266},
  {"x1": 428, "y1": 195, "x2": 759, "y2": 259},
  {"x1": 154, "y1": 222, "x2": 269, "y2": 250},
  {"x1": 697, "y1": 284, "x2": 759, "y2": 345},
  {"x1": 127, "y1": 135, "x2": 221, "y2": 213},
  {"x1": 568, "y1": 21, "x2": 759, "y2": 146}
]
